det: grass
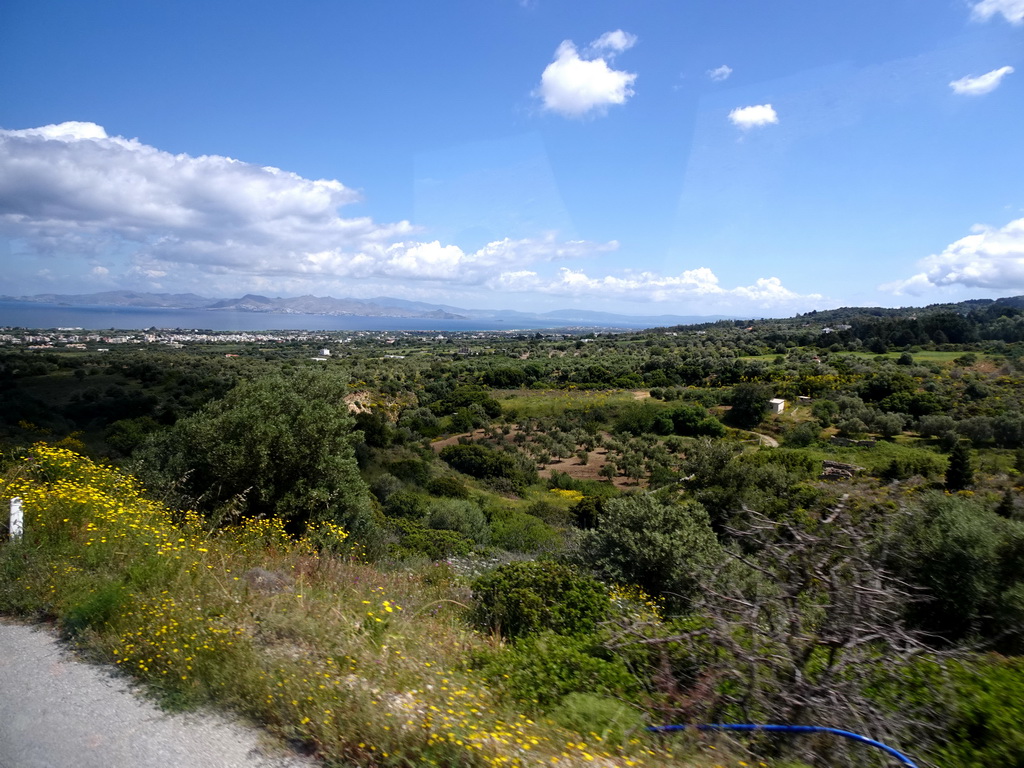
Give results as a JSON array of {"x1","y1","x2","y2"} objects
[
  {"x1": 797, "y1": 438, "x2": 948, "y2": 476},
  {"x1": 0, "y1": 443, "x2": 767, "y2": 768},
  {"x1": 498, "y1": 389, "x2": 642, "y2": 420}
]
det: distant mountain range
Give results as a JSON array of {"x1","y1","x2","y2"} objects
[{"x1": 1, "y1": 291, "x2": 728, "y2": 328}]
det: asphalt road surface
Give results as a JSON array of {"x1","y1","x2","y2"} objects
[{"x1": 0, "y1": 620, "x2": 316, "y2": 768}]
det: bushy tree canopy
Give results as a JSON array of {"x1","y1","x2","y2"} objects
[
  {"x1": 576, "y1": 494, "x2": 720, "y2": 609},
  {"x1": 727, "y1": 383, "x2": 773, "y2": 429},
  {"x1": 138, "y1": 369, "x2": 376, "y2": 541}
]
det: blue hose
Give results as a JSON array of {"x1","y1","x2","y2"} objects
[{"x1": 647, "y1": 723, "x2": 920, "y2": 767}]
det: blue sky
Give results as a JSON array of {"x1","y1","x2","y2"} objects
[{"x1": 1, "y1": 0, "x2": 1022, "y2": 316}]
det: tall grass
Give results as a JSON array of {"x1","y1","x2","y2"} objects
[{"x1": 0, "y1": 444, "x2": 758, "y2": 768}]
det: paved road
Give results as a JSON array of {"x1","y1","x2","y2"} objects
[{"x1": 0, "y1": 620, "x2": 316, "y2": 768}]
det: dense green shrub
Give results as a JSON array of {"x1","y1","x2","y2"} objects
[
  {"x1": 866, "y1": 444, "x2": 946, "y2": 480},
  {"x1": 569, "y1": 496, "x2": 603, "y2": 529},
  {"x1": 547, "y1": 470, "x2": 617, "y2": 498},
  {"x1": 937, "y1": 656, "x2": 1024, "y2": 767},
  {"x1": 470, "y1": 561, "x2": 609, "y2": 640},
  {"x1": 439, "y1": 443, "x2": 535, "y2": 491},
  {"x1": 471, "y1": 632, "x2": 639, "y2": 709},
  {"x1": 879, "y1": 455, "x2": 944, "y2": 481},
  {"x1": 426, "y1": 498, "x2": 490, "y2": 545},
  {"x1": 370, "y1": 473, "x2": 403, "y2": 502},
  {"x1": 354, "y1": 410, "x2": 394, "y2": 448},
  {"x1": 388, "y1": 517, "x2": 473, "y2": 560},
  {"x1": 812, "y1": 398, "x2": 840, "y2": 426},
  {"x1": 387, "y1": 456, "x2": 431, "y2": 485},
  {"x1": 434, "y1": 384, "x2": 502, "y2": 418},
  {"x1": 383, "y1": 490, "x2": 429, "y2": 519},
  {"x1": 396, "y1": 406, "x2": 440, "y2": 438},
  {"x1": 666, "y1": 403, "x2": 725, "y2": 437},
  {"x1": 575, "y1": 494, "x2": 720, "y2": 610},
  {"x1": 613, "y1": 402, "x2": 670, "y2": 436},
  {"x1": 425, "y1": 474, "x2": 470, "y2": 498},
  {"x1": 885, "y1": 493, "x2": 1024, "y2": 650},
  {"x1": 743, "y1": 448, "x2": 818, "y2": 478},
  {"x1": 489, "y1": 508, "x2": 559, "y2": 553},
  {"x1": 104, "y1": 415, "x2": 161, "y2": 457},
  {"x1": 524, "y1": 499, "x2": 570, "y2": 527},
  {"x1": 782, "y1": 420, "x2": 821, "y2": 447},
  {"x1": 876, "y1": 655, "x2": 1024, "y2": 768}
]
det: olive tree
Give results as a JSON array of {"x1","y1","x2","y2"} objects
[{"x1": 137, "y1": 368, "x2": 378, "y2": 545}]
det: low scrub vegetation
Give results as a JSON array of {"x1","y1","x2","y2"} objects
[{"x1": 1, "y1": 444, "x2": 754, "y2": 768}]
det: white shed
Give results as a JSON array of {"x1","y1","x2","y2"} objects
[{"x1": 768, "y1": 398, "x2": 786, "y2": 414}]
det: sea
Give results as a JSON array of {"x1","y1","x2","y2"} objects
[{"x1": 0, "y1": 300, "x2": 564, "y2": 333}]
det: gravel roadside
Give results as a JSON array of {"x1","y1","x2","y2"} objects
[{"x1": 0, "y1": 619, "x2": 317, "y2": 768}]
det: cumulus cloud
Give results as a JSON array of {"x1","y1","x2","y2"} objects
[
  {"x1": 707, "y1": 65, "x2": 733, "y2": 82},
  {"x1": 971, "y1": 0, "x2": 1024, "y2": 24},
  {"x1": 728, "y1": 104, "x2": 779, "y2": 129},
  {"x1": 535, "y1": 32, "x2": 637, "y2": 117},
  {"x1": 260, "y1": 234, "x2": 618, "y2": 285},
  {"x1": 0, "y1": 122, "x2": 614, "y2": 291},
  {"x1": 492, "y1": 266, "x2": 819, "y2": 309},
  {"x1": 949, "y1": 66, "x2": 1014, "y2": 95},
  {"x1": 882, "y1": 217, "x2": 1024, "y2": 295}
]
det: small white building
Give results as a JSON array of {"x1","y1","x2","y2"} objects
[
  {"x1": 319, "y1": 348, "x2": 332, "y2": 356},
  {"x1": 768, "y1": 398, "x2": 786, "y2": 415}
]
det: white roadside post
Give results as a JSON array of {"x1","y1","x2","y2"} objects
[{"x1": 9, "y1": 497, "x2": 22, "y2": 540}]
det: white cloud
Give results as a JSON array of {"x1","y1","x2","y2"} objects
[
  {"x1": 0, "y1": 122, "x2": 614, "y2": 291},
  {"x1": 882, "y1": 217, "x2": 1024, "y2": 295},
  {"x1": 707, "y1": 65, "x2": 733, "y2": 82},
  {"x1": 971, "y1": 0, "x2": 1024, "y2": 24},
  {"x1": 535, "y1": 34, "x2": 637, "y2": 118},
  {"x1": 276, "y1": 235, "x2": 617, "y2": 285},
  {"x1": 728, "y1": 104, "x2": 779, "y2": 129},
  {"x1": 3, "y1": 122, "x2": 110, "y2": 141},
  {"x1": 949, "y1": 65, "x2": 1014, "y2": 95},
  {"x1": 492, "y1": 266, "x2": 820, "y2": 309},
  {"x1": 587, "y1": 29, "x2": 637, "y2": 56}
]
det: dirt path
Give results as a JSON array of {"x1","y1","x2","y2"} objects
[
  {"x1": 750, "y1": 431, "x2": 780, "y2": 448},
  {"x1": 0, "y1": 619, "x2": 316, "y2": 768}
]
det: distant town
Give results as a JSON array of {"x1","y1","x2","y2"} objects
[{"x1": 0, "y1": 326, "x2": 600, "y2": 351}]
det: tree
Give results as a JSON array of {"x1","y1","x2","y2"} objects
[
  {"x1": 137, "y1": 369, "x2": 377, "y2": 543},
  {"x1": 727, "y1": 383, "x2": 773, "y2": 429},
  {"x1": 885, "y1": 493, "x2": 1024, "y2": 650},
  {"x1": 667, "y1": 403, "x2": 726, "y2": 437},
  {"x1": 575, "y1": 494, "x2": 720, "y2": 610},
  {"x1": 945, "y1": 440, "x2": 975, "y2": 490},
  {"x1": 599, "y1": 462, "x2": 618, "y2": 482}
]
